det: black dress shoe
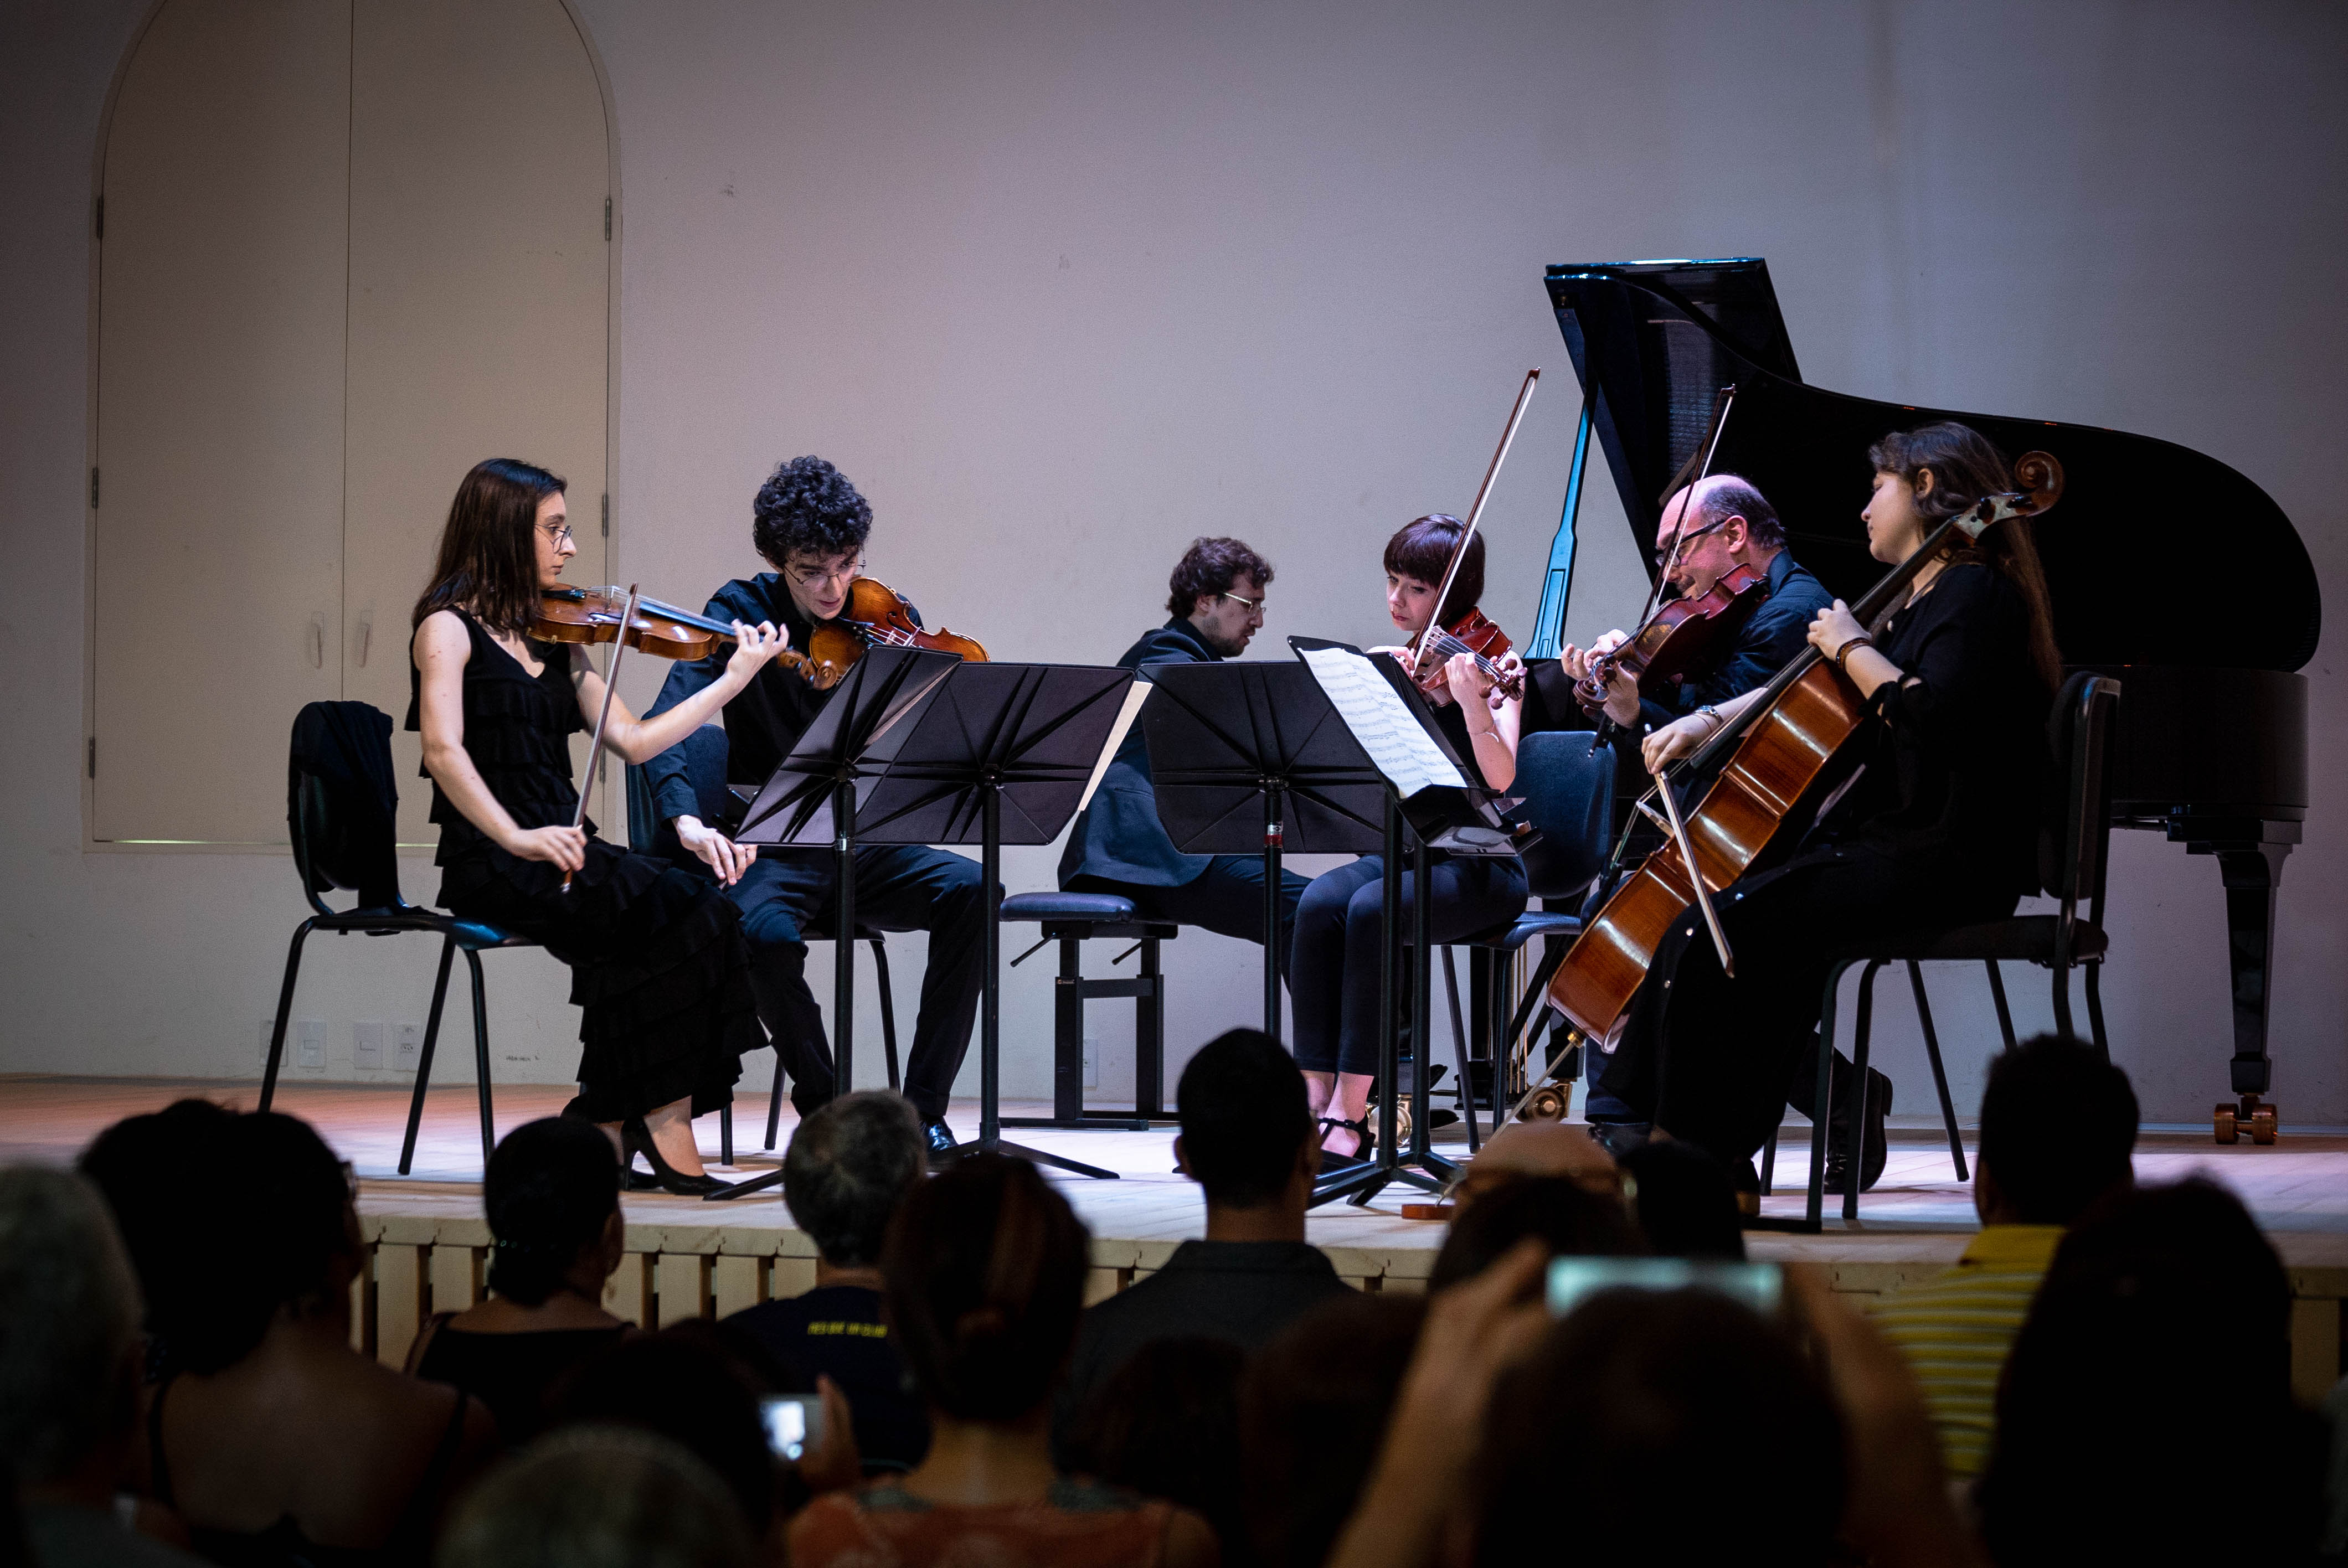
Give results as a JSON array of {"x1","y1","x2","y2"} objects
[
  {"x1": 621, "y1": 1116, "x2": 731, "y2": 1197},
  {"x1": 1585, "y1": 1120, "x2": 1651, "y2": 1162},
  {"x1": 924, "y1": 1120, "x2": 958, "y2": 1162},
  {"x1": 1824, "y1": 1068, "x2": 1894, "y2": 1193}
]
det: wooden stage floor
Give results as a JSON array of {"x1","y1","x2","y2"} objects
[{"x1": 4, "y1": 1074, "x2": 2343, "y2": 1398}]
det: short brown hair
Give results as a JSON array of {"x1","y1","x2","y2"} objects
[
  {"x1": 1383, "y1": 514, "x2": 1482, "y2": 625},
  {"x1": 1167, "y1": 537, "x2": 1274, "y2": 620}
]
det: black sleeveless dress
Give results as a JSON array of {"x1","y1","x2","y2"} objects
[{"x1": 405, "y1": 610, "x2": 760, "y2": 1121}]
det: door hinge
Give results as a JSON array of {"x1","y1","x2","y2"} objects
[
  {"x1": 603, "y1": 197, "x2": 612, "y2": 241},
  {"x1": 87, "y1": 737, "x2": 96, "y2": 779},
  {"x1": 94, "y1": 194, "x2": 104, "y2": 239},
  {"x1": 601, "y1": 493, "x2": 609, "y2": 537},
  {"x1": 90, "y1": 467, "x2": 99, "y2": 508}
]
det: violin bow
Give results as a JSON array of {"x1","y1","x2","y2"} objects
[
  {"x1": 562, "y1": 582, "x2": 641, "y2": 894},
  {"x1": 1408, "y1": 368, "x2": 1540, "y2": 677}
]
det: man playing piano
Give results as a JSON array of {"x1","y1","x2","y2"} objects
[
  {"x1": 1560, "y1": 474, "x2": 1833, "y2": 735},
  {"x1": 643, "y1": 457, "x2": 988, "y2": 1159}
]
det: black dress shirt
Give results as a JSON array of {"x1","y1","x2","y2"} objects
[
  {"x1": 1636, "y1": 548, "x2": 1834, "y2": 730},
  {"x1": 1055, "y1": 618, "x2": 1225, "y2": 888}
]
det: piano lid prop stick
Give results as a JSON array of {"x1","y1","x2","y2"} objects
[{"x1": 563, "y1": 582, "x2": 641, "y2": 894}]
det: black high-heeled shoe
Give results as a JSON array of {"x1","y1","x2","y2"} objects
[
  {"x1": 1316, "y1": 1115, "x2": 1374, "y2": 1165},
  {"x1": 621, "y1": 1116, "x2": 731, "y2": 1197}
]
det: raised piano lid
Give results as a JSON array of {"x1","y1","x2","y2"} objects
[{"x1": 1544, "y1": 258, "x2": 2323, "y2": 675}]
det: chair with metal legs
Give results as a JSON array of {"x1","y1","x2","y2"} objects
[
  {"x1": 265, "y1": 702, "x2": 537, "y2": 1175},
  {"x1": 1760, "y1": 672, "x2": 2122, "y2": 1228},
  {"x1": 622, "y1": 726, "x2": 899, "y2": 1164}
]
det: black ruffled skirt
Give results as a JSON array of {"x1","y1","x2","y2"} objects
[{"x1": 436, "y1": 836, "x2": 763, "y2": 1122}]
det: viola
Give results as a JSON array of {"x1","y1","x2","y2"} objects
[
  {"x1": 1407, "y1": 607, "x2": 1526, "y2": 708},
  {"x1": 534, "y1": 584, "x2": 830, "y2": 683},
  {"x1": 1576, "y1": 561, "x2": 1770, "y2": 709},
  {"x1": 1544, "y1": 452, "x2": 2064, "y2": 1046},
  {"x1": 799, "y1": 575, "x2": 988, "y2": 686}
]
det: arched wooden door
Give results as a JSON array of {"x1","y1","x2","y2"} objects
[{"x1": 91, "y1": 0, "x2": 612, "y2": 847}]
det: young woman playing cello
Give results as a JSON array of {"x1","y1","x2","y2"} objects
[
  {"x1": 1290, "y1": 514, "x2": 1530, "y2": 1161},
  {"x1": 409, "y1": 459, "x2": 786, "y2": 1194},
  {"x1": 1593, "y1": 422, "x2": 2062, "y2": 1200}
]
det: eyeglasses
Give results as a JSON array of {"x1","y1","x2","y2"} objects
[
  {"x1": 1654, "y1": 518, "x2": 1727, "y2": 568},
  {"x1": 786, "y1": 556, "x2": 864, "y2": 589},
  {"x1": 1221, "y1": 590, "x2": 1264, "y2": 613},
  {"x1": 540, "y1": 523, "x2": 575, "y2": 548}
]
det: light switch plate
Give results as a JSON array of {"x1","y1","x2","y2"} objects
[
  {"x1": 296, "y1": 1019, "x2": 326, "y2": 1070},
  {"x1": 355, "y1": 1020, "x2": 385, "y2": 1070}
]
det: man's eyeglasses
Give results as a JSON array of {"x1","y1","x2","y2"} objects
[
  {"x1": 540, "y1": 523, "x2": 575, "y2": 548},
  {"x1": 786, "y1": 556, "x2": 865, "y2": 589},
  {"x1": 1220, "y1": 590, "x2": 1264, "y2": 613},
  {"x1": 1654, "y1": 518, "x2": 1727, "y2": 568}
]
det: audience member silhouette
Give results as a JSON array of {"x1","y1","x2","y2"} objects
[
  {"x1": 1426, "y1": 1174, "x2": 1642, "y2": 1290},
  {"x1": 437, "y1": 1426, "x2": 755, "y2": 1568},
  {"x1": 1064, "y1": 1338, "x2": 1247, "y2": 1562}
]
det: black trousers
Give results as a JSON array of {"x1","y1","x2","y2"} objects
[
  {"x1": 1596, "y1": 843, "x2": 2016, "y2": 1167},
  {"x1": 1068, "y1": 855, "x2": 1309, "y2": 956},
  {"x1": 724, "y1": 844, "x2": 988, "y2": 1122},
  {"x1": 1289, "y1": 853, "x2": 1528, "y2": 1076}
]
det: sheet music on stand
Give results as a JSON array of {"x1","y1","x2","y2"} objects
[{"x1": 1289, "y1": 638, "x2": 1515, "y2": 855}]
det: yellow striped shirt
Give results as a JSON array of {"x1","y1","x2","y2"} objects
[{"x1": 1866, "y1": 1225, "x2": 2064, "y2": 1479}]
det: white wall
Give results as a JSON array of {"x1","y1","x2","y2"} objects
[{"x1": 4, "y1": 0, "x2": 2342, "y2": 1123}]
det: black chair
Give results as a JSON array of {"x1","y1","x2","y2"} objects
[
  {"x1": 1765, "y1": 671, "x2": 2123, "y2": 1228},
  {"x1": 264, "y1": 702, "x2": 537, "y2": 1175},
  {"x1": 996, "y1": 892, "x2": 1178, "y2": 1128},
  {"x1": 621, "y1": 725, "x2": 900, "y2": 1159},
  {"x1": 1433, "y1": 729, "x2": 1618, "y2": 1148}
]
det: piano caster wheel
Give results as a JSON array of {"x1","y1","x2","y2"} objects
[
  {"x1": 2213, "y1": 1094, "x2": 2278, "y2": 1146},
  {"x1": 1522, "y1": 1084, "x2": 1570, "y2": 1123}
]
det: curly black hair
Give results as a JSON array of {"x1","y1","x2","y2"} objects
[
  {"x1": 1166, "y1": 537, "x2": 1274, "y2": 620},
  {"x1": 751, "y1": 456, "x2": 873, "y2": 567}
]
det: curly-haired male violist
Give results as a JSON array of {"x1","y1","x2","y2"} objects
[{"x1": 643, "y1": 457, "x2": 988, "y2": 1158}]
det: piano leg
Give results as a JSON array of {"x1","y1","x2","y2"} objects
[{"x1": 2198, "y1": 841, "x2": 2294, "y2": 1097}]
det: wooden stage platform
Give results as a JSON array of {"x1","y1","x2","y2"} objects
[{"x1": 6, "y1": 1075, "x2": 2343, "y2": 1401}]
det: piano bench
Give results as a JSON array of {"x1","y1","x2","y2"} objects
[{"x1": 998, "y1": 892, "x2": 1180, "y2": 1129}]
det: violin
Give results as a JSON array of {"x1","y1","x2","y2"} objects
[
  {"x1": 1575, "y1": 561, "x2": 1770, "y2": 709},
  {"x1": 1408, "y1": 607, "x2": 1526, "y2": 708},
  {"x1": 534, "y1": 584, "x2": 831, "y2": 684},
  {"x1": 797, "y1": 575, "x2": 988, "y2": 687},
  {"x1": 1543, "y1": 452, "x2": 2064, "y2": 1046}
]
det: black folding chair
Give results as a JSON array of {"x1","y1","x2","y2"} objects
[
  {"x1": 1434, "y1": 729, "x2": 1618, "y2": 1146},
  {"x1": 1766, "y1": 671, "x2": 2123, "y2": 1227},
  {"x1": 263, "y1": 702, "x2": 536, "y2": 1174},
  {"x1": 623, "y1": 724, "x2": 900, "y2": 1160}
]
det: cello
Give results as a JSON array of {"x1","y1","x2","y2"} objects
[{"x1": 1543, "y1": 452, "x2": 2064, "y2": 1044}]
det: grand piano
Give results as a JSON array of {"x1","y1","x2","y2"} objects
[{"x1": 1526, "y1": 257, "x2": 2318, "y2": 1119}]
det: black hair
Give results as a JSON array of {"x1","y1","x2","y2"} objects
[
  {"x1": 413, "y1": 458, "x2": 567, "y2": 637},
  {"x1": 1176, "y1": 1028, "x2": 1314, "y2": 1209},
  {"x1": 1428, "y1": 1174, "x2": 1644, "y2": 1290},
  {"x1": 1688, "y1": 474, "x2": 1784, "y2": 549},
  {"x1": 782, "y1": 1091, "x2": 925, "y2": 1268},
  {"x1": 1065, "y1": 1337, "x2": 1247, "y2": 1555},
  {"x1": 881, "y1": 1154, "x2": 1090, "y2": 1423},
  {"x1": 1976, "y1": 1034, "x2": 2137, "y2": 1225},
  {"x1": 1475, "y1": 1290, "x2": 1843, "y2": 1565},
  {"x1": 1383, "y1": 514, "x2": 1483, "y2": 625},
  {"x1": 1868, "y1": 421, "x2": 2061, "y2": 689},
  {"x1": 484, "y1": 1118, "x2": 620, "y2": 1307},
  {"x1": 751, "y1": 456, "x2": 872, "y2": 568},
  {"x1": 83, "y1": 1109, "x2": 354, "y2": 1375},
  {"x1": 1165, "y1": 537, "x2": 1275, "y2": 620},
  {"x1": 1618, "y1": 1141, "x2": 1748, "y2": 1260},
  {"x1": 550, "y1": 1324, "x2": 780, "y2": 1536},
  {"x1": 1239, "y1": 1292, "x2": 1428, "y2": 1568},
  {"x1": 1979, "y1": 1179, "x2": 2322, "y2": 1563}
]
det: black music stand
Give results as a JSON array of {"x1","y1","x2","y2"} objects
[
  {"x1": 1140, "y1": 662, "x2": 1389, "y2": 1041},
  {"x1": 1285, "y1": 638, "x2": 1516, "y2": 1209}
]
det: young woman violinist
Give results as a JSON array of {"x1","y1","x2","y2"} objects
[
  {"x1": 408, "y1": 459, "x2": 786, "y2": 1194},
  {"x1": 1595, "y1": 422, "x2": 2062, "y2": 1198},
  {"x1": 1290, "y1": 514, "x2": 1530, "y2": 1160}
]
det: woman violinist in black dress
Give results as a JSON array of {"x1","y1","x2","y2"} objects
[
  {"x1": 409, "y1": 458, "x2": 786, "y2": 1194},
  {"x1": 1594, "y1": 422, "x2": 2062, "y2": 1199}
]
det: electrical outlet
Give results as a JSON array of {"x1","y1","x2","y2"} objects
[
  {"x1": 1082, "y1": 1033, "x2": 1100, "y2": 1090},
  {"x1": 296, "y1": 1019, "x2": 326, "y2": 1070},
  {"x1": 355, "y1": 1020, "x2": 386, "y2": 1070},
  {"x1": 394, "y1": 1023, "x2": 422, "y2": 1072}
]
